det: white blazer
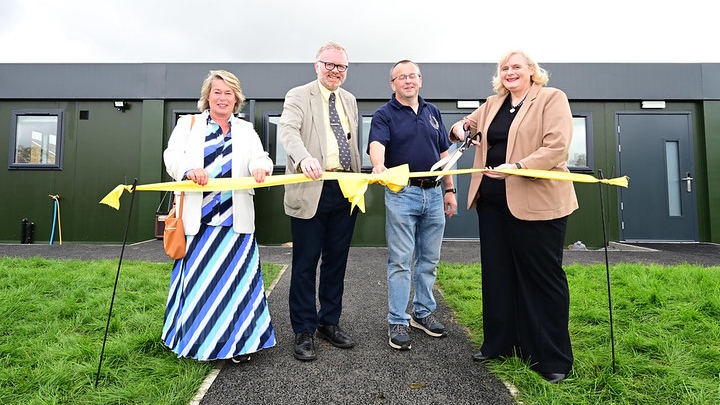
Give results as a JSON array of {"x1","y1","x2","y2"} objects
[{"x1": 163, "y1": 111, "x2": 273, "y2": 235}]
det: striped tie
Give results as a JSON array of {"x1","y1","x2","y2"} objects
[{"x1": 329, "y1": 92, "x2": 352, "y2": 171}]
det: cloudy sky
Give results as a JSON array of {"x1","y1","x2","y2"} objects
[{"x1": 1, "y1": 0, "x2": 717, "y2": 64}]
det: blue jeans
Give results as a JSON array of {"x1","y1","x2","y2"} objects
[{"x1": 385, "y1": 185, "x2": 445, "y2": 325}]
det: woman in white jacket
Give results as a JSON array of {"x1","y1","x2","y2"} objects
[{"x1": 162, "y1": 70, "x2": 276, "y2": 363}]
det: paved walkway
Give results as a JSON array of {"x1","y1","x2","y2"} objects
[{"x1": 2, "y1": 240, "x2": 719, "y2": 404}]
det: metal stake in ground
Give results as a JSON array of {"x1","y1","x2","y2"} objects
[
  {"x1": 598, "y1": 169, "x2": 616, "y2": 373},
  {"x1": 95, "y1": 178, "x2": 138, "y2": 388}
]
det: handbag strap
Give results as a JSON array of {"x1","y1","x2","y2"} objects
[
  {"x1": 157, "y1": 191, "x2": 172, "y2": 213},
  {"x1": 169, "y1": 114, "x2": 194, "y2": 218},
  {"x1": 175, "y1": 192, "x2": 184, "y2": 218}
]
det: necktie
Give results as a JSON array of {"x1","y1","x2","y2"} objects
[{"x1": 329, "y1": 92, "x2": 352, "y2": 171}]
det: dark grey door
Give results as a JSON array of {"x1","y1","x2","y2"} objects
[
  {"x1": 441, "y1": 112, "x2": 479, "y2": 239},
  {"x1": 617, "y1": 112, "x2": 697, "y2": 241}
]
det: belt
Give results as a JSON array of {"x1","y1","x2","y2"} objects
[
  {"x1": 326, "y1": 168, "x2": 352, "y2": 172},
  {"x1": 408, "y1": 177, "x2": 441, "y2": 189}
]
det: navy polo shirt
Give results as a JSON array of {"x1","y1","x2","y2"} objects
[{"x1": 368, "y1": 94, "x2": 451, "y2": 173}]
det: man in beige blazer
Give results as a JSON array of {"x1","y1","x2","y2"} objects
[{"x1": 279, "y1": 42, "x2": 361, "y2": 362}]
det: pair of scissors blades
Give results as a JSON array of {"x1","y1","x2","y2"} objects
[{"x1": 430, "y1": 131, "x2": 481, "y2": 181}]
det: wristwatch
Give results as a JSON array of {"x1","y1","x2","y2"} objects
[{"x1": 444, "y1": 188, "x2": 457, "y2": 194}]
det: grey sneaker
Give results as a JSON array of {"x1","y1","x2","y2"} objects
[
  {"x1": 410, "y1": 312, "x2": 447, "y2": 338},
  {"x1": 388, "y1": 324, "x2": 412, "y2": 350}
]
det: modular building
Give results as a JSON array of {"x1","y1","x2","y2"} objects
[{"x1": 1, "y1": 62, "x2": 719, "y2": 247}]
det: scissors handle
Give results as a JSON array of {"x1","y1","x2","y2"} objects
[{"x1": 459, "y1": 131, "x2": 481, "y2": 152}]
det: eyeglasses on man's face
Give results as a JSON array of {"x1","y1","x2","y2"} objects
[
  {"x1": 318, "y1": 61, "x2": 348, "y2": 72},
  {"x1": 391, "y1": 73, "x2": 421, "y2": 82}
]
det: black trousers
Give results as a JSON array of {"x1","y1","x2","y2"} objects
[
  {"x1": 476, "y1": 192, "x2": 573, "y2": 374},
  {"x1": 288, "y1": 180, "x2": 358, "y2": 333}
]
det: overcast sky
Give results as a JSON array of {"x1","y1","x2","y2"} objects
[{"x1": 2, "y1": 0, "x2": 717, "y2": 64}]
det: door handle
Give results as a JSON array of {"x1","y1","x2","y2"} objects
[{"x1": 681, "y1": 172, "x2": 693, "y2": 193}]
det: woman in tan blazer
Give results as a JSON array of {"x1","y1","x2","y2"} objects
[{"x1": 449, "y1": 50, "x2": 578, "y2": 383}]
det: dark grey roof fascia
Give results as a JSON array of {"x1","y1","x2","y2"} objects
[{"x1": 1, "y1": 62, "x2": 718, "y2": 101}]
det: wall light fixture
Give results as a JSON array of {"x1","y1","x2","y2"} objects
[{"x1": 113, "y1": 101, "x2": 129, "y2": 112}]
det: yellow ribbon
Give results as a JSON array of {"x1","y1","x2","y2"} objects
[
  {"x1": 100, "y1": 164, "x2": 628, "y2": 212},
  {"x1": 100, "y1": 164, "x2": 410, "y2": 212},
  {"x1": 410, "y1": 168, "x2": 629, "y2": 188}
]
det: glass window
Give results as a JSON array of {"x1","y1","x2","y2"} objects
[
  {"x1": 264, "y1": 112, "x2": 370, "y2": 171},
  {"x1": 569, "y1": 112, "x2": 593, "y2": 172},
  {"x1": 9, "y1": 110, "x2": 64, "y2": 170},
  {"x1": 360, "y1": 111, "x2": 466, "y2": 171},
  {"x1": 262, "y1": 112, "x2": 284, "y2": 169},
  {"x1": 171, "y1": 110, "x2": 197, "y2": 129},
  {"x1": 355, "y1": 109, "x2": 597, "y2": 173},
  {"x1": 170, "y1": 110, "x2": 250, "y2": 129},
  {"x1": 359, "y1": 114, "x2": 373, "y2": 169},
  {"x1": 665, "y1": 141, "x2": 681, "y2": 217}
]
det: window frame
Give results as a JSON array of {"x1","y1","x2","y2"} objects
[
  {"x1": 568, "y1": 111, "x2": 594, "y2": 173},
  {"x1": 8, "y1": 109, "x2": 65, "y2": 170},
  {"x1": 262, "y1": 111, "x2": 284, "y2": 171},
  {"x1": 359, "y1": 111, "x2": 374, "y2": 171},
  {"x1": 262, "y1": 109, "x2": 595, "y2": 174},
  {"x1": 171, "y1": 109, "x2": 197, "y2": 128},
  {"x1": 262, "y1": 110, "x2": 373, "y2": 173}
]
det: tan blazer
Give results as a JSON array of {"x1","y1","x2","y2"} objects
[
  {"x1": 453, "y1": 84, "x2": 578, "y2": 221},
  {"x1": 279, "y1": 80, "x2": 360, "y2": 219}
]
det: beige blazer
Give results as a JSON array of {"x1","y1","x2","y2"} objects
[
  {"x1": 279, "y1": 80, "x2": 360, "y2": 219},
  {"x1": 163, "y1": 111, "x2": 274, "y2": 235},
  {"x1": 452, "y1": 84, "x2": 578, "y2": 221}
]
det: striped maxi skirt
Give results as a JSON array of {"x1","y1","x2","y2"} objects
[{"x1": 161, "y1": 223, "x2": 276, "y2": 361}]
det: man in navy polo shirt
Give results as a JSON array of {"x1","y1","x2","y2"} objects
[{"x1": 368, "y1": 60, "x2": 457, "y2": 351}]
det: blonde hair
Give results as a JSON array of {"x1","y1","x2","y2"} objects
[
  {"x1": 315, "y1": 42, "x2": 348, "y2": 61},
  {"x1": 491, "y1": 50, "x2": 550, "y2": 96},
  {"x1": 197, "y1": 70, "x2": 245, "y2": 113}
]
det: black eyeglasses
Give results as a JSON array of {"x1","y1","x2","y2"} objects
[
  {"x1": 318, "y1": 61, "x2": 348, "y2": 72},
  {"x1": 391, "y1": 73, "x2": 421, "y2": 82}
]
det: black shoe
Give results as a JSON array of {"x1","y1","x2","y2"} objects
[
  {"x1": 293, "y1": 332, "x2": 316, "y2": 361},
  {"x1": 472, "y1": 351, "x2": 490, "y2": 362},
  {"x1": 231, "y1": 354, "x2": 251, "y2": 364},
  {"x1": 316, "y1": 324, "x2": 355, "y2": 348},
  {"x1": 541, "y1": 373, "x2": 567, "y2": 384}
]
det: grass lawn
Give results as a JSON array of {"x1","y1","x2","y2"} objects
[
  {"x1": 0, "y1": 257, "x2": 282, "y2": 405},
  {"x1": 438, "y1": 262, "x2": 720, "y2": 404},
  {"x1": 1, "y1": 256, "x2": 719, "y2": 404}
]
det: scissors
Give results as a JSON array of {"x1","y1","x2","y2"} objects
[{"x1": 430, "y1": 131, "x2": 482, "y2": 181}]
